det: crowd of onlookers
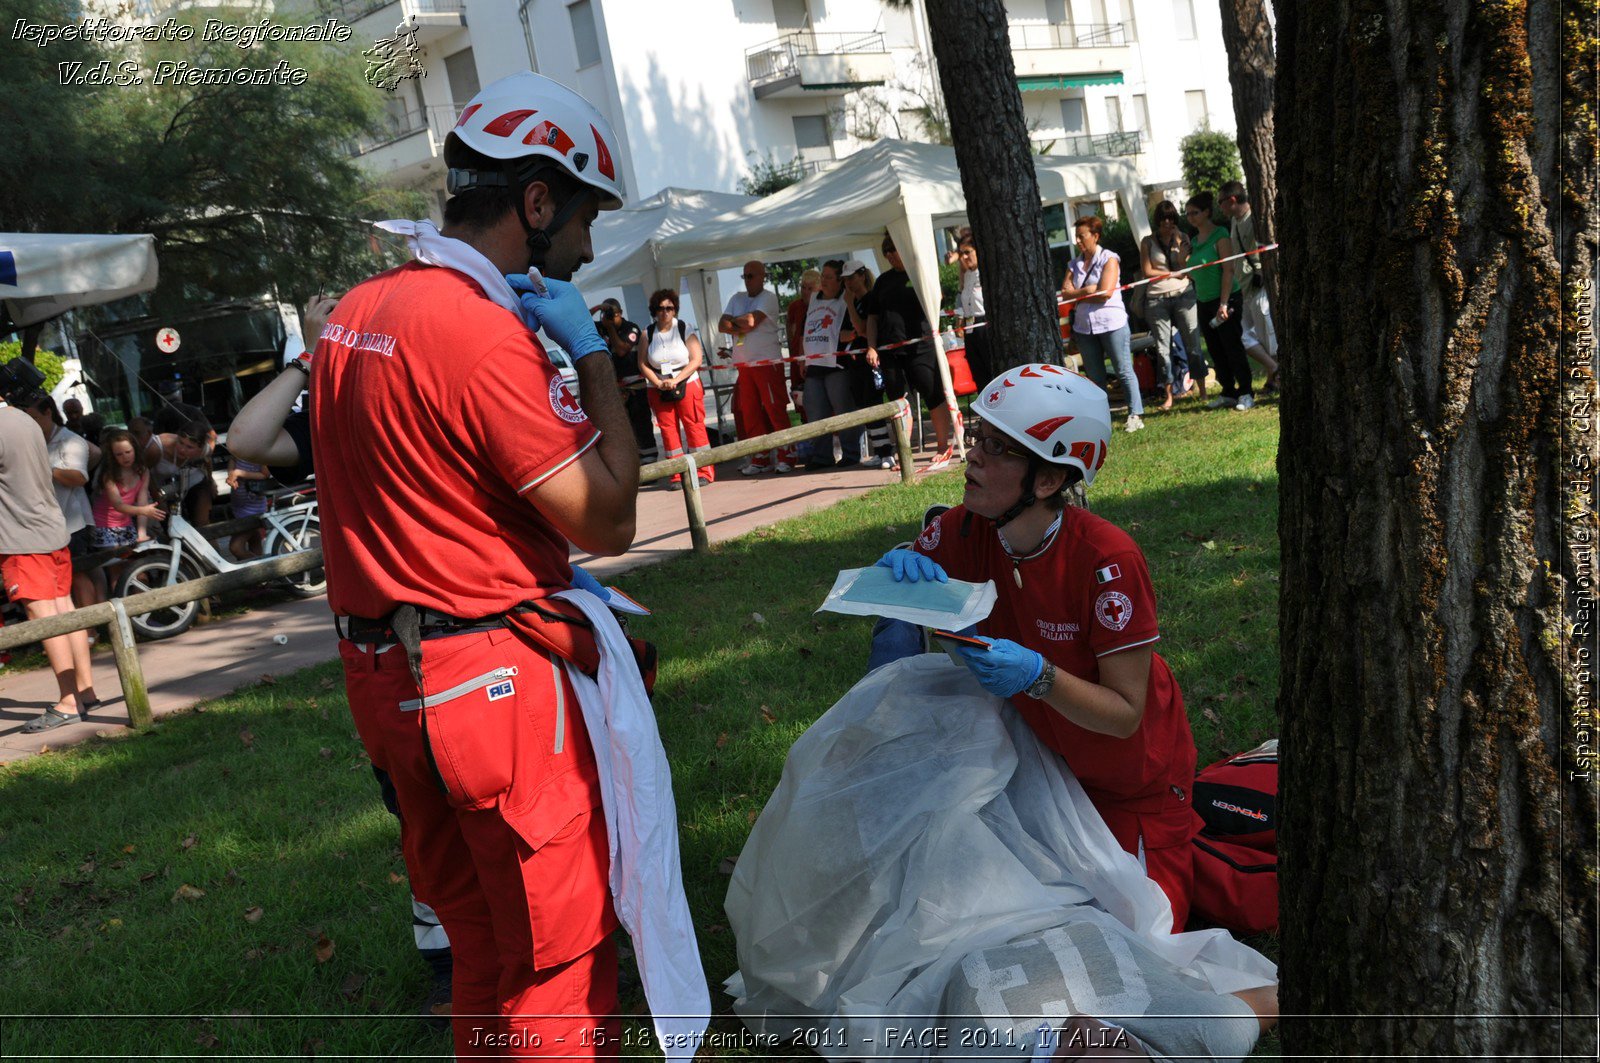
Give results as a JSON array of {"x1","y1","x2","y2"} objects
[
  {"x1": 597, "y1": 178, "x2": 1280, "y2": 477},
  {"x1": 596, "y1": 233, "x2": 961, "y2": 486},
  {"x1": 0, "y1": 374, "x2": 278, "y2": 730}
]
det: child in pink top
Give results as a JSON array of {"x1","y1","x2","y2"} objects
[{"x1": 90, "y1": 430, "x2": 163, "y2": 550}]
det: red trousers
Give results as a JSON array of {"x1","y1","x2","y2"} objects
[
  {"x1": 648, "y1": 378, "x2": 713, "y2": 480},
  {"x1": 339, "y1": 627, "x2": 620, "y2": 1059},
  {"x1": 1096, "y1": 799, "x2": 1197, "y2": 930},
  {"x1": 733, "y1": 363, "x2": 794, "y2": 461}
]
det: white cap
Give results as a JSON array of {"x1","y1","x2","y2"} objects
[{"x1": 842, "y1": 259, "x2": 869, "y2": 275}]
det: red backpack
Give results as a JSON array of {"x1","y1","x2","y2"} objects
[{"x1": 1188, "y1": 739, "x2": 1278, "y2": 935}]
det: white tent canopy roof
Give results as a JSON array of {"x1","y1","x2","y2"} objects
[
  {"x1": 1, "y1": 232, "x2": 159, "y2": 328},
  {"x1": 581, "y1": 186, "x2": 756, "y2": 293},
  {"x1": 654, "y1": 139, "x2": 1149, "y2": 273}
]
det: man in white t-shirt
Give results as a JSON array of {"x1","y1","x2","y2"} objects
[
  {"x1": 20, "y1": 397, "x2": 102, "y2": 606},
  {"x1": 718, "y1": 260, "x2": 795, "y2": 475}
]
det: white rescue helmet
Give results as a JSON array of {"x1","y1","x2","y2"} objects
[
  {"x1": 445, "y1": 71, "x2": 625, "y2": 210},
  {"x1": 973, "y1": 362, "x2": 1112, "y2": 487}
]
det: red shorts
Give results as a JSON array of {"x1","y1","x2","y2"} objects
[
  {"x1": 339, "y1": 626, "x2": 619, "y2": 1058},
  {"x1": 1, "y1": 548, "x2": 72, "y2": 604}
]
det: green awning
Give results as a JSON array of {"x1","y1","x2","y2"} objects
[{"x1": 1017, "y1": 73, "x2": 1124, "y2": 91}]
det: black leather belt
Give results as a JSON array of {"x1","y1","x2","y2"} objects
[{"x1": 336, "y1": 610, "x2": 501, "y2": 645}]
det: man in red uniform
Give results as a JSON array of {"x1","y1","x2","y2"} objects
[
  {"x1": 878, "y1": 362, "x2": 1199, "y2": 926},
  {"x1": 310, "y1": 73, "x2": 639, "y2": 1058}
]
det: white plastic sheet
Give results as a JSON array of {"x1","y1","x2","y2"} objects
[
  {"x1": 818, "y1": 567, "x2": 997, "y2": 630},
  {"x1": 725, "y1": 656, "x2": 1275, "y2": 1060}
]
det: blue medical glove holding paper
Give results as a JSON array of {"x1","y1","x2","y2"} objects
[{"x1": 946, "y1": 636, "x2": 1045, "y2": 699}]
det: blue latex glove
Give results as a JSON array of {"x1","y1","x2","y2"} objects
[
  {"x1": 568, "y1": 563, "x2": 607, "y2": 600},
  {"x1": 875, "y1": 548, "x2": 948, "y2": 583},
  {"x1": 950, "y1": 637, "x2": 1046, "y2": 699},
  {"x1": 504, "y1": 273, "x2": 607, "y2": 361}
]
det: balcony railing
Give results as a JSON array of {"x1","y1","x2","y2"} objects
[
  {"x1": 347, "y1": 104, "x2": 461, "y2": 158},
  {"x1": 1032, "y1": 130, "x2": 1142, "y2": 159},
  {"x1": 315, "y1": 0, "x2": 463, "y2": 23},
  {"x1": 1009, "y1": 22, "x2": 1128, "y2": 50},
  {"x1": 744, "y1": 31, "x2": 888, "y2": 87}
]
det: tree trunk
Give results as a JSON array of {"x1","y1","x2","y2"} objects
[
  {"x1": 1216, "y1": 0, "x2": 1279, "y2": 310},
  {"x1": 922, "y1": 0, "x2": 1060, "y2": 375},
  {"x1": 1276, "y1": 0, "x2": 1596, "y2": 1056}
]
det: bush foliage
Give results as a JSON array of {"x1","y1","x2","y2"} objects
[{"x1": 1179, "y1": 129, "x2": 1244, "y2": 200}]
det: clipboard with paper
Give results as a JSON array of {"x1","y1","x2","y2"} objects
[{"x1": 817, "y1": 566, "x2": 997, "y2": 630}]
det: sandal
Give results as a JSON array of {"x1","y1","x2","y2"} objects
[{"x1": 22, "y1": 708, "x2": 71, "y2": 734}]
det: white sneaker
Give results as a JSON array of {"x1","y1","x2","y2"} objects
[
  {"x1": 773, "y1": 461, "x2": 793, "y2": 474},
  {"x1": 1206, "y1": 396, "x2": 1232, "y2": 410},
  {"x1": 1125, "y1": 414, "x2": 1145, "y2": 433},
  {"x1": 878, "y1": 454, "x2": 898, "y2": 470},
  {"x1": 741, "y1": 462, "x2": 769, "y2": 476},
  {"x1": 1234, "y1": 394, "x2": 1256, "y2": 411}
]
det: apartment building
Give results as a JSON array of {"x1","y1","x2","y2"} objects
[{"x1": 330, "y1": 0, "x2": 1239, "y2": 210}]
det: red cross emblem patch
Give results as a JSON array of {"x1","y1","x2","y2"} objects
[
  {"x1": 549, "y1": 376, "x2": 587, "y2": 424},
  {"x1": 1095, "y1": 590, "x2": 1133, "y2": 632}
]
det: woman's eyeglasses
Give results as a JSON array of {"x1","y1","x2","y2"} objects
[
  {"x1": 974, "y1": 434, "x2": 1030, "y2": 459},
  {"x1": 652, "y1": 304, "x2": 676, "y2": 313}
]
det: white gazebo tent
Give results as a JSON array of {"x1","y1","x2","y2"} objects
[
  {"x1": 653, "y1": 140, "x2": 1150, "y2": 453},
  {"x1": 581, "y1": 187, "x2": 757, "y2": 309}
]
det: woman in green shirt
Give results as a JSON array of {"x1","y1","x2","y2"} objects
[{"x1": 1187, "y1": 192, "x2": 1255, "y2": 412}]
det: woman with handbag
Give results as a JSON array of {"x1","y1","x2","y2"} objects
[
  {"x1": 637, "y1": 289, "x2": 715, "y2": 488},
  {"x1": 1140, "y1": 201, "x2": 1208, "y2": 409}
]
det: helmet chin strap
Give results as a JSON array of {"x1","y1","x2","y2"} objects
[
  {"x1": 993, "y1": 463, "x2": 1038, "y2": 529},
  {"x1": 514, "y1": 175, "x2": 594, "y2": 279}
]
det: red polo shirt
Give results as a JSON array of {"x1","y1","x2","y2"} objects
[{"x1": 311, "y1": 262, "x2": 599, "y2": 620}]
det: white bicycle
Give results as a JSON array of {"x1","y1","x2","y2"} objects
[{"x1": 116, "y1": 482, "x2": 323, "y2": 641}]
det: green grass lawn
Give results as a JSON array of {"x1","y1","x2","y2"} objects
[{"x1": 0, "y1": 396, "x2": 1282, "y2": 1058}]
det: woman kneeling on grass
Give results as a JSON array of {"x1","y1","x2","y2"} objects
[{"x1": 875, "y1": 363, "x2": 1201, "y2": 925}]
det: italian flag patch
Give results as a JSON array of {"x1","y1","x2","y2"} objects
[{"x1": 1094, "y1": 564, "x2": 1122, "y2": 584}]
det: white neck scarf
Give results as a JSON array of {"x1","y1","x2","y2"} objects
[{"x1": 374, "y1": 219, "x2": 544, "y2": 317}]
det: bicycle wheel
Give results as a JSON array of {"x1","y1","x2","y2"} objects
[
  {"x1": 115, "y1": 551, "x2": 201, "y2": 641},
  {"x1": 269, "y1": 518, "x2": 325, "y2": 598}
]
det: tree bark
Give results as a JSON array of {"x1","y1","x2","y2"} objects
[
  {"x1": 922, "y1": 0, "x2": 1060, "y2": 374},
  {"x1": 1276, "y1": 0, "x2": 1596, "y2": 1056},
  {"x1": 1216, "y1": 0, "x2": 1279, "y2": 309}
]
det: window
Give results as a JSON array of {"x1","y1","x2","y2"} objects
[
  {"x1": 792, "y1": 114, "x2": 831, "y2": 162},
  {"x1": 1060, "y1": 97, "x2": 1086, "y2": 135},
  {"x1": 1104, "y1": 97, "x2": 1123, "y2": 133},
  {"x1": 1186, "y1": 89, "x2": 1209, "y2": 129},
  {"x1": 1045, "y1": 0, "x2": 1069, "y2": 25},
  {"x1": 569, "y1": 0, "x2": 601, "y2": 68},
  {"x1": 444, "y1": 48, "x2": 479, "y2": 107},
  {"x1": 1131, "y1": 94, "x2": 1150, "y2": 140},
  {"x1": 773, "y1": 0, "x2": 809, "y2": 31},
  {"x1": 1173, "y1": 0, "x2": 1196, "y2": 40}
]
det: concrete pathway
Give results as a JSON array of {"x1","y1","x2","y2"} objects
[{"x1": 0, "y1": 457, "x2": 917, "y2": 762}]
